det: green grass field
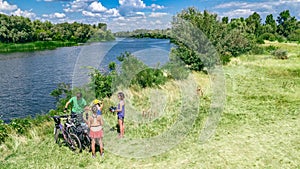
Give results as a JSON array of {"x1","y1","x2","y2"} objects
[{"x1": 0, "y1": 42, "x2": 299, "y2": 168}]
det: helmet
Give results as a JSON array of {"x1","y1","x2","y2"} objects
[{"x1": 93, "y1": 99, "x2": 101, "y2": 105}]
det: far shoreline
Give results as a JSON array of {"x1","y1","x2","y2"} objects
[{"x1": 0, "y1": 39, "x2": 116, "y2": 54}]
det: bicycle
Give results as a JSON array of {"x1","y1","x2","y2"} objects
[
  {"x1": 67, "y1": 114, "x2": 91, "y2": 151},
  {"x1": 52, "y1": 115, "x2": 82, "y2": 153}
]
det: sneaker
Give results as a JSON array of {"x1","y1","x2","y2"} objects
[
  {"x1": 101, "y1": 153, "x2": 104, "y2": 157},
  {"x1": 92, "y1": 155, "x2": 96, "y2": 158}
]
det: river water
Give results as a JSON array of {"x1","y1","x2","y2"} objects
[{"x1": 0, "y1": 38, "x2": 172, "y2": 122}]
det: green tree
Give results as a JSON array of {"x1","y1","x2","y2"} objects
[
  {"x1": 265, "y1": 14, "x2": 277, "y2": 33},
  {"x1": 222, "y1": 17, "x2": 229, "y2": 24},
  {"x1": 108, "y1": 62, "x2": 116, "y2": 71},
  {"x1": 245, "y1": 12, "x2": 262, "y2": 37},
  {"x1": 277, "y1": 10, "x2": 297, "y2": 37},
  {"x1": 171, "y1": 7, "x2": 255, "y2": 69}
]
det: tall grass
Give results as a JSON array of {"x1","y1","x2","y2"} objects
[
  {"x1": 0, "y1": 41, "x2": 77, "y2": 53},
  {"x1": 1, "y1": 42, "x2": 299, "y2": 168}
]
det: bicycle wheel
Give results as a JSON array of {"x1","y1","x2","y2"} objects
[
  {"x1": 68, "y1": 126, "x2": 77, "y2": 134},
  {"x1": 54, "y1": 128, "x2": 62, "y2": 146},
  {"x1": 68, "y1": 133, "x2": 82, "y2": 153},
  {"x1": 81, "y1": 134, "x2": 91, "y2": 151}
]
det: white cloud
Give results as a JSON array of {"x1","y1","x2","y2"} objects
[
  {"x1": 11, "y1": 8, "x2": 36, "y2": 18},
  {"x1": 64, "y1": 0, "x2": 120, "y2": 18},
  {"x1": 214, "y1": 2, "x2": 248, "y2": 9},
  {"x1": 64, "y1": 0, "x2": 93, "y2": 12},
  {"x1": 215, "y1": 0, "x2": 300, "y2": 12},
  {"x1": 106, "y1": 8, "x2": 120, "y2": 17},
  {"x1": 135, "y1": 11, "x2": 145, "y2": 17},
  {"x1": 0, "y1": 0, "x2": 17, "y2": 11},
  {"x1": 42, "y1": 12, "x2": 66, "y2": 19},
  {"x1": 214, "y1": 0, "x2": 300, "y2": 21},
  {"x1": 150, "y1": 4, "x2": 164, "y2": 11},
  {"x1": 119, "y1": 0, "x2": 146, "y2": 8},
  {"x1": 113, "y1": 16, "x2": 126, "y2": 21},
  {"x1": 215, "y1": 1, "x2": 273, "y2": 11},
  {"x1": 118, "y1": 0, "x2": 164, "y2": 17},
  {"x1": 222, "y1": 9, "x2": 255, "y2": 18},
  {"x1": 92, "y1": 0, "x2": 169, "y2": 31},
  {"x1": 107, "y1": 12, "x2": 171, "y2": 32},
  {"x1": 149, "y1": 12, "x2": 168, "y2": 18},
  {"x1": 89, "y1": 1, "x2": 107, "y2": 12},
  {"x1": 155, "y1": 20, "x2": 162, "y2": 24},
  {"x1": 54, "y1": 12, "x2": 66, "y2": 18},
  {"x1": 82, "y1": 10, "x2": 101, "y2": 17}
]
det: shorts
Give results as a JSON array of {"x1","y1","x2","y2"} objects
[
  {"x1": 117, "y1": 112, "x2": 124, "y2": 120},
  {"x1": 89, "y1": 126, "x2": 103, "y2": 139},
  {"x1": 118, "y1": 114, "x2": 124, "y2": 120}
]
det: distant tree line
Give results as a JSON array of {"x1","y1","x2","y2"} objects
[
  {"x1": 114, "y1": 29, "x2": 171, "y2": 39},
  {"x1": 0, "y1": 14, "x2": 115, "y2": 44}
]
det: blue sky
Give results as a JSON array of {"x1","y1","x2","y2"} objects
[{"x1": 1, "y1": 0, "x2": 300, "y2": 32}]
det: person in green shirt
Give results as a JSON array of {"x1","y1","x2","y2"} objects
[{"x1": 64, "y1": 93, "x2": 87, "y2": 123}]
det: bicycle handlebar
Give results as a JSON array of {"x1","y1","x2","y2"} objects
[{"x1": 53, "y1": 115, "x2": 68, "y2": 118}]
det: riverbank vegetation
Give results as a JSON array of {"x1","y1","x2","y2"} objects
[
  {"x1": 0, "y1": 14, "x2": 115, "y2": 53},
  {"x1": 114, "y1": 29, "x2": 171, "y2": 39}
]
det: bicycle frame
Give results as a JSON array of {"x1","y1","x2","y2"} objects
[{"x1": 52, "y1": 115, "x2": 82, "y2": 152}]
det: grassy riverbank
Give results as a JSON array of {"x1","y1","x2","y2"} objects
[
  {"x1": 0, "y1": 41, "x2": 78, "y2": 53},
  {"x1": 1, "y1": 42, "x2": 299, "y2": 168}
]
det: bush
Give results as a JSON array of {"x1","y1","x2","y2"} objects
[
  {"x1": 10, "y1": 117, "x2": 32, "y2": 135},
  {"x1": 131, "y1": 68, "x2": 167, "y2": 88},
  {"x1": 116, "y1": 52, "x2": 168, "y2": 88},
  {"x1": 108, "y1": 62, "x2": 116, "y2": 71},
  {"x1": 288, "y1": 29, "x2": 300, "y2": 42},
  {"x1": 272, "y1": 49, "x2": 288, "y2": 59},
  {"x1": 259, "y1": 33, "x2": 276, "y2": 41},
  {"x1": 264, "y1": 45, "x2": 278, "y2": 53},
  {"x1": 0, "y1": 119, "x2": 9, "y2": 144},
  {"x1": 163, "y1": 61, "x2": 189, "y2": 80},
  {"x1": 220, "y1": 55, "x2": 232, "y2": 65},
  {"x1": 50, "y1": 83, "x2": 72, "y2": 112},
  {"x1": 256, "y1": 37, "x2": 265, "y2": 44},
  {"x1": 251, "y1": 45, "x2": 265, "y2": 55},
  {"x1": 276, "y1": 34, "x2": 287, "y2": 43},
  {"x1": 89, "y1": 68, "x2": 114, "y2": 99}
]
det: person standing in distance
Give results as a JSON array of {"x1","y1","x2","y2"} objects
[{"x1": 115, "y1": 92, "x2": 125, "y2": 138}]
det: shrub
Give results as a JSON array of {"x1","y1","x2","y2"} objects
[
  {"x1": 272, "y1": 49, "x2": 288, "y2": 59},
  {"x1": 251, "y1": 45, "x2": 265, "y2": 55},
  {"x1": 220, "y1": 55, "x2": 232, "y2": 65},
  {"x1": 89, "y1": 68, "x2": 114, "y2": 99},
  {"x1": 50, "y1": 83, "x2": 72, "y2": 112},
  {"x1": 276, "y1": 34, "x2": 287, "y2": 43},
  {"x1": 264, "y1": 45, "x2": 278, "y2": 53},
  {"x1": 162, "y1": 61, "x2": 189, "y2": 80},
  {"x1": 0, "y1": 119, "x2": 9, "y2": 144},
  {"x1": 108, "y1": 62, "x2": 116, "y2": 71},
  {"x1": 256, "y1": 37, "x2": 265, "y2": 44},
  {"x1": 131, "y1": 68, "x2": 167, "y2": 88},
  {"x1": 259, "y1": 33, "x2": 276, "y2": 41},
  {"x1": 288, "y1": 29, "x2": 300, "y2": 42},
  {"x1": 116, "y1": 52, "x2": 168, "y2": 88},
  {"x1": 10, "y1": 117, "x2": 32, "y2": 135}
]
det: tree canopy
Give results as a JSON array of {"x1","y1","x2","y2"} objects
[{"x1": 0, "y1": 14, "x2": 114, "y2": 44}]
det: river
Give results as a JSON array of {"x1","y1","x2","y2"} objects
[{"x1": 0, "y1": 38, "x2": 172, "y2": 123}]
